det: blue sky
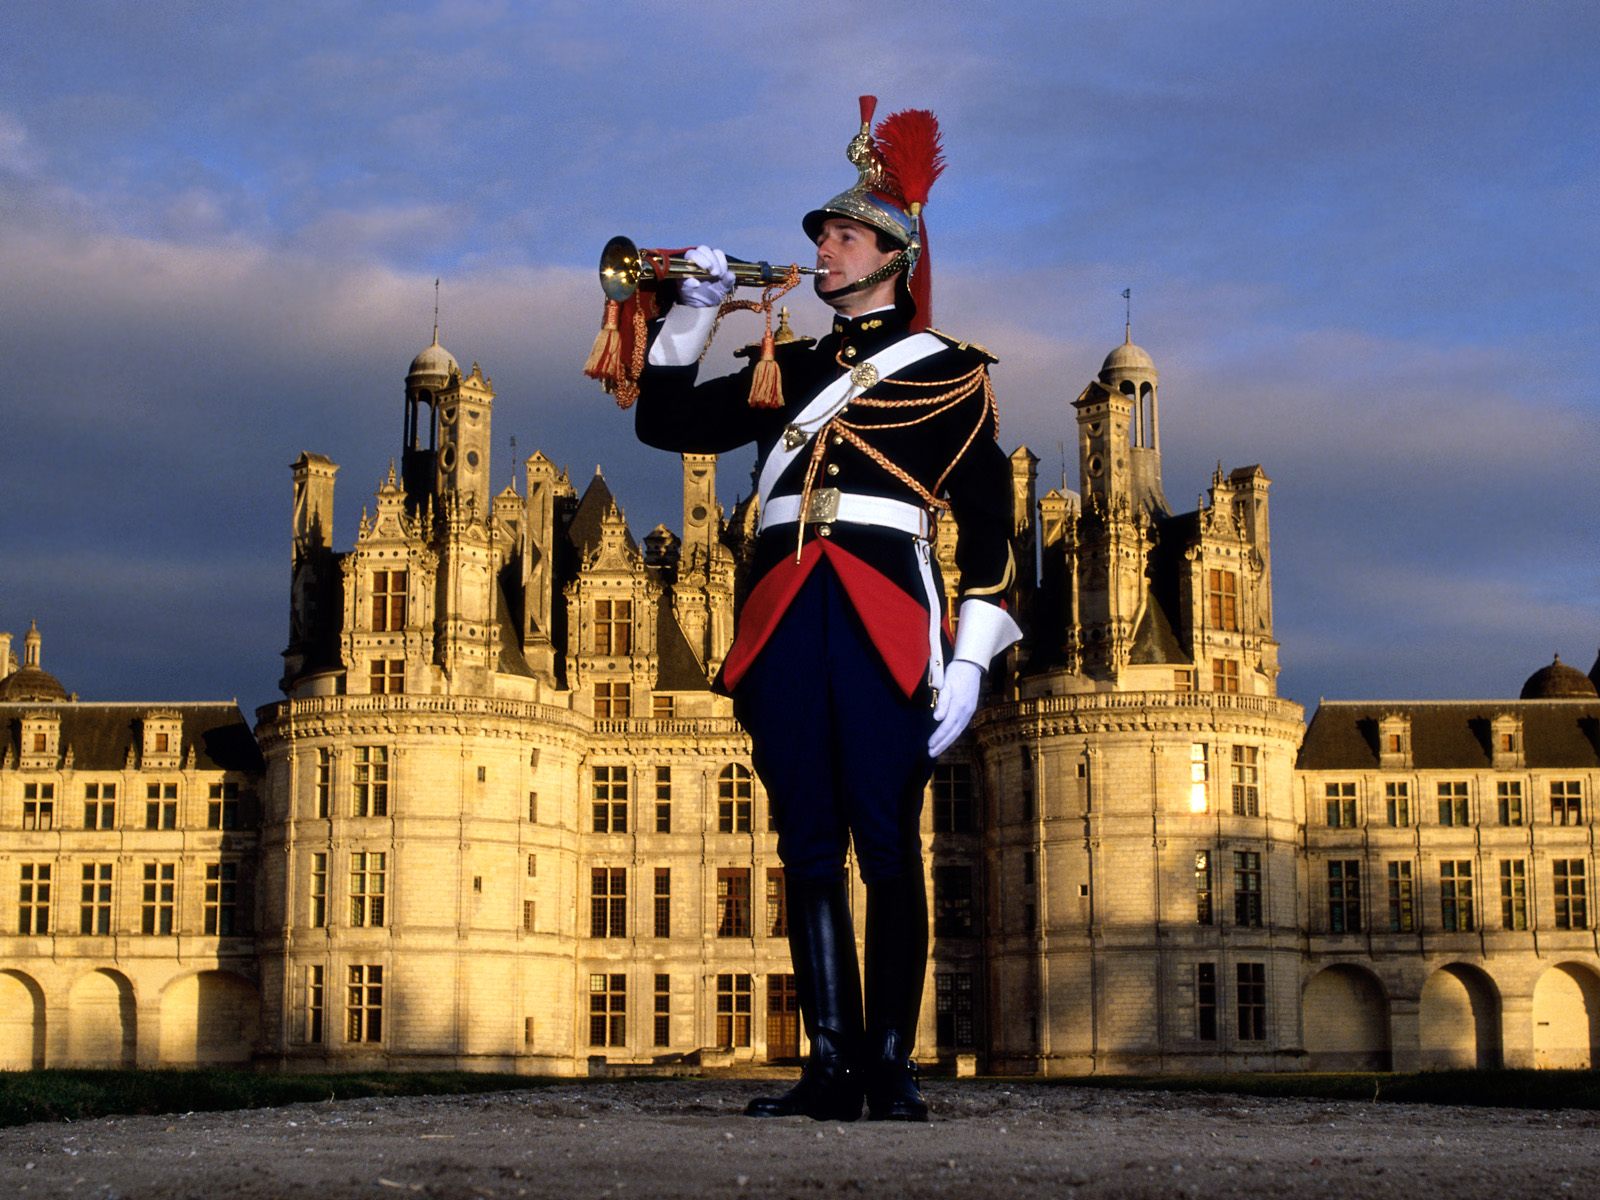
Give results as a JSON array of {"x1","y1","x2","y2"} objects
[{"x1": 3, "y1": 0, "x2": 1597, "y2": 718}]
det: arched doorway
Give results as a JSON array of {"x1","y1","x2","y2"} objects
[
  {"x1": 0, "y1": 970, "x2": 46, "y2": 1068},
  {"x1": 1532, "y1": 963, "x2": 1600, "y2": 1069},
  {"x1": 159, "y1": 971, "x2": 261, "y2": 1064},
  {"x1": 66, "y1": 969, "x2": 136, "y2": 1066},
  {"x1": 1419, "y1": 964, "x2": 1502, "y2": 1070},
  {"x1": 1303, "y1": 965, "x2": 1390, "y2": 1069}
]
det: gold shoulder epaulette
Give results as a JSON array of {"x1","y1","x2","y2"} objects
[{"x1": 925, "y1": 328, "x2": 998, "y2": 363}]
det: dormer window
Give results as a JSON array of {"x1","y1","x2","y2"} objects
[
  {"x1": 372, "y1": 571, "x2": 407, "y2": 632},
  {"x1": 141, "y1": 711, "x2": 182, "y2": 767},
  {"x1": 1378, "y1": 713, "x2": 1412, "y2": 770},
  {"x1": 20, "y1": 713, "x2": 60, "y2": 767},
  {"x1": 595, "y1": 599, "x2": 633, "y2": 656},
  {"x1": 1207, "y1": 570, "x2": 1239, "y2": 632},
  {"x1": 1490, "y1": 713, "x2": 1524, "y2": 769}
]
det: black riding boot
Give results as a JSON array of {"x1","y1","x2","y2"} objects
[
  {"x1": 745, "y1": 874, "x2": 864, "y2": 1121},
  {"x1": 863, "y1": 865, "x2": 930, "y2": 1121}
]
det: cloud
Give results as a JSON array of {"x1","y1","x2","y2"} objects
[
  {"x1": 0, "y1": 110, "x2": 38, "y2": 174},
  {"x1": 2, "y1": 0, "x2": 1596, "y2": 715}
]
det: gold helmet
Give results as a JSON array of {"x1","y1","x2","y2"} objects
[{"x1": 802, "y1": 96, "x2": 945, "y2": 329}]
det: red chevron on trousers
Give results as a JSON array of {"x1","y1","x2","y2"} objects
[{"x1": 719, "y1": 539, "x2": 931, "y2": 697}]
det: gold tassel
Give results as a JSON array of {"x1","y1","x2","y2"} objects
[
  {"x1": 747, "y1": 330, "x2": 783, "y2": 409},
  {"x1": 583, "y1": 300, "x2": 622, "y2": 383}
]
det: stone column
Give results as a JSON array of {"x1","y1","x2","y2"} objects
[
  {"x1": 1388, "y1": 996, "x2": 1421, "y2": 1072},
  {"x1": 1500, "y1": 992, "x2": 1535, "y2": 1069}
]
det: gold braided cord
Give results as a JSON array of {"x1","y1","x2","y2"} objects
[
  {"x1": 699, "y1": 265, "x2": 803, "y2": 365},
  {"x1": 793, "y1": 421, "x2": 841, "y2": 559},
  {"x1": 932, "y1": 369, "x2": 998, "y2": 497},
  {"x1": 851, "y1": 374, "x2": 985, "y2": 411},
  {"x1": 874, "y1": 364, "x2": 986, "y2": 387},
  {"x1": 613, "y1": 300, "x2": 650, "y2": 408},
  {"x1": 831, "y1": 423, "x2": 949, "y2": 510},
  {"x1": 833, "y1": 384, "x2": 978, "y2": 432},
  {"x1": 833, "y1": 351, "x2": 986, "y2": 404},
  {"x1": 787, "y1": 364, "x2": 996, "y2": 558}
]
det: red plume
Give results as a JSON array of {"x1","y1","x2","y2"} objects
[
  {"x1": 908, "y1": 215, "x2": 932, "y2": 331},
  {"x1": 873, "y1": 108, "x2": 944, "y2": 208}
]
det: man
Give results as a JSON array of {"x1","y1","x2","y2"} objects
[{"x1": 633, "y1": 99, "x2": 1020, "y2": 1122}]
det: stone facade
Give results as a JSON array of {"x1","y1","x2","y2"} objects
[
  {"x1": 1297, "y1": 697, "x2": 1600, "y2": 1072},
  {"x1": 0, "y1": 661, "x2": 263, "y2": 1068},
  {"x1": 972, "y1": 334, "x2": 1306, "y2": 1074},
  {"x1": 2, "y1": 325, "x2": 1597, "y2": 1073}
]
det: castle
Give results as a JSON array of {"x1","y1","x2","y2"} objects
[{"x1": 3, "y1": 322, "x2": 1597, "y2": 1074}]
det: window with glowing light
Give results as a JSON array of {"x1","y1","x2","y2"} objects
[{"x1": 1189, "y1": 744, "x2": 1210, "y2": 812}]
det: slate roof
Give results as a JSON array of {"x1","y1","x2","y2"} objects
[
  {"x1": 1298, "y1": 701, "x2": 1600, "y2": 771},
  {"x1": 1129, "y1": 512, "x2": 1196, "y2": 665},
  {"x1": 1520, "y1": 656, "x2": 1598, "y2": 699},
  {"x1": 655, "y1": 603, "x2": 711, "y2": 692},
  {"x1": 0, "y1": 667, "x2": 70, "y2": 702},
  {"x1": 494, "y1": 577, "x2": 536, "y2": 679},
  {"x1": 0, "y1": 703, "x2": 263, "y2": 774},
  {"x1": 567, "y1": 473, "x2": 638, "y2": 556}
]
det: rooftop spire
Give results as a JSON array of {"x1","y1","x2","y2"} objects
[
  {"x1": 1121, "y1": 287, "x2": 1132, "y2": 344},
  {"x1": 432, "y1": 278, "x2": 441, "y2": 345}
]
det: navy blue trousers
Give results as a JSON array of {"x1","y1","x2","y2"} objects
[{"x1": 733, "y1": 563, "x2": 936, "y2": 885}]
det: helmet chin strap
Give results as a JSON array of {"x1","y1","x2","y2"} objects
[{"x1": 815, "y1": 247, "x2": 913, "y2": 303}]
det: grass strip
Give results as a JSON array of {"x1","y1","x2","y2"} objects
[
  {"x1": 5, "y1": 1067, "x2": 1599, "y2": 1130},
  {"x1": 1035, "y1": 1069, "x2": 1600, "y2": 1110},
  {"x1": 0, "y1": 1069, "x2": 564, "y2": 1130}
]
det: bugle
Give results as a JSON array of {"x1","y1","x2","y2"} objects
[{"x1": 599, "y1": 235, "x2": 828, "y2": 303}]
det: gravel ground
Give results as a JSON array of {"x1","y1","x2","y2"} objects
[{"x1": 2, "y1": 1079, "x2": 1597, "y2": 1199}]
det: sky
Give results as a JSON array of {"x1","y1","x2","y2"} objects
[{"x1": 2, "y1": 0, "x2": 1597, "y2": 721}]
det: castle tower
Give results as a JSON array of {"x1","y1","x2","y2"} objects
[
  {"x1": 671, "y1": 454, "x2": 735, "y2": 673},
  {"x1": 259, "y1": 336, "x2": 588, "y2": 1075},
  {"x1": 1007, "y1": 446, "x2": 1041, "y2": 673},
  {"x1": 436, "y1": 363, "x2": 495, "y2": 518},
  {"x1": 520, "y1": 451, "x2": 576, "y2": 686},
  {"x1": 1071, "y1": 338, "x2": 1161, "y2": 680},
  {"x1": 974, "y1": 328, "x2": 1304, "y2": 1075},
  {"x1": 673, "y1": 454, "x2": 717, "y2": 662},
  {"x1": 427, "y1": 361, "x2": 500, "y2": 690},
  {"x1": 286, "y1": 452, "x2": 342, "y2": 689},
  {"x1": 401, "y1": 334, "x2": 455, "y2": 509}
]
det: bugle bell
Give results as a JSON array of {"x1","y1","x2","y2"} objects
[{"x1": 599, "y1": 235, "x2": 829, "y2": 303}]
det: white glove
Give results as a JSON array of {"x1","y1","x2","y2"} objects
[
  {"x1": 928, "y1": 659, "x2": 984, "y2": 758},
  {"x1": 677, "y1": 245, "x2": 736, "y2": 308}
]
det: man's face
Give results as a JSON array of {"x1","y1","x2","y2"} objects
[{"x1": 814, "y1": 217, "x2": 897, "y2": 309}]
